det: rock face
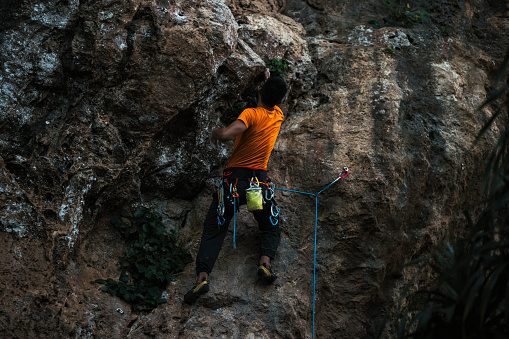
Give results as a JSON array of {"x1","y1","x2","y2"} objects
[{"x1": 1, "y1": 0, "x2": 507, "y2": 338}]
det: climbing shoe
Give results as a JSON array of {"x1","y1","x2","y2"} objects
[
  {"x1": 184, "y1": 278, "x2": 209, "y2": 304},
  {"x1": 258, "y1": 264, "x2": 277, "y2": 283}
]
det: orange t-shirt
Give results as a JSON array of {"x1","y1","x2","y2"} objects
[{"x1": 226, "y1": 106, "x2": 284, "y2": 170}]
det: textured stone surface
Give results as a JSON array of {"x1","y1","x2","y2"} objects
[{"x1": 0, "y1": 0, "x2": 508, "y2": 338}]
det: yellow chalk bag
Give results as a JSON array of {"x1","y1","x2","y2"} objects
[{"x1": 246, "y1": 177, "x2": 263, "y2": 211}]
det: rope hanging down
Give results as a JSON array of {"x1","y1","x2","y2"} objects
[
  {"x1": 228, "y1": 167, "x2": 349, "y2": 338},
  {"x1": 274, "y1": 167, "x2": 350, "y2": 339}
]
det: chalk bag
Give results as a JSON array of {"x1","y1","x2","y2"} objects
[{"x1": 246, "y1": 177, "x2": 263, "y2": 212}]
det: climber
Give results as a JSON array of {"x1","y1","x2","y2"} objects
[{"x1": 184, "y1": 68, "x2": 288, "y2": 304}]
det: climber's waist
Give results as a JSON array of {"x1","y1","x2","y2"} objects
[{"x1": 222, "y1": 167, "x2": 268, "y2": 182}]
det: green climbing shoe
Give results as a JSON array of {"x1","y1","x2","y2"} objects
[
  {"x1": 184, "y1": 279, "x2": 209, "y2": 304},
  {"x1": 258, "y1": 264, "x2": 277, "y2": 283}
]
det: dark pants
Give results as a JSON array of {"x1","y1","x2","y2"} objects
[{"x1": 195, "y1": 167, "x2": 281, "y2": 275}]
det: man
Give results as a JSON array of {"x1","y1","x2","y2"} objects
[{"x1": 184, "y1": 69, "x2": 288, "y2": 304}]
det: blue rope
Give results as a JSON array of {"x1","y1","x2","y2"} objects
[
  {"x1": 317, "y1": 176, "x2": 342, "y2": 195},
  {"x1": 273, "y1": 169, "x2": 349, "y2": 339},
  {"x1": 226, "y1": 169, "x2": 348, "y2": 338},
  {"x1": 233, "y1": 196, "x2": 237, "y2": 249},
  {"x1": 313, "y1": 194, "x2": 318, "y2": 338},
  {"x1": 274, "y1": 187, "x2": 316, "y2": 196}
]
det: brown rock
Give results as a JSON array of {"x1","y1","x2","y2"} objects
[{"x1": 0, "y1": 0, "x2": 507, "y2": 338}]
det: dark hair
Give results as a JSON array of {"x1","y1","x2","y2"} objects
[{"x1": 260, "y1": 76, "x2": 288, "y2": 107}]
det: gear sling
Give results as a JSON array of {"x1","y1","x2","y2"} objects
[{"x1": 194, "y1": 167, "x2": 281, "y2": 276}]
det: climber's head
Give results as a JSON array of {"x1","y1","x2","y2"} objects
[{"x1": 260, "y1": 76, "x2": 288, "y2": 107}]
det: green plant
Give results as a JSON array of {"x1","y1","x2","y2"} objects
[
  {"x1": 369, "y1": 1, "x2": 432, "y2": 28},
  {"x1": 95, "y1": 208, "x2": 192, "y2": 311},
  {"x1": 390, "y1": 232, "x2": 509, "y2": 338},
  {"x1": 265, "y1": 58, "x2": 293, "y2": 78},
  {"x1": 377, "y1": 49, "x2": 509, "y2": 339}
]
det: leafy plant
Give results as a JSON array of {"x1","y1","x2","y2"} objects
[
  {"x1": 389, "y1": 232, "x2": 509, "y2": 338},
  {"x1": 95, "y1": 208, "x2": 192, "y2": 311},
  {"x1": 265, "y1": 58, "x2": 293, "y2": 78},
  {"x1": 369, "y1": 1, "x2": 432, "y2": 28},
  {"x1": 378, "y1": 49, "x2": 509, "y2": 338}
]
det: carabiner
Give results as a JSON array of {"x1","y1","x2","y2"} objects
[
  {"x1": 217, "y1": 203, "x2": 225, "y2": 217},
  {"x1": 250, "y1": 177, "x2": 260, "y2": 188},
  {"x1": 230, "y1": 183, "x2": 239, "y2": 198},
  {"x1": 217, "y1": 177, "x2": 226, "y2": 227},
  {"x1": 215, "y1": 177, "x2": 223, "y2": 188},
  {"x1": 271, "y1": 204, "x2": 280, "y2": 217},
  {"x1": 217, "y1": 214, "x2": 225, "y2": 225},
  {"x1": 265, "y1": 182, "x2": 275, "y2": 201},
  {"x1": 270, "y1": 215, "x2": 279, "y2": 226}
]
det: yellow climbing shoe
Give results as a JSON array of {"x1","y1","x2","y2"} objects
[
  {"x1": 184, "y1": 278, "x2": 209, "y2": 304},
  {"x1": 258, "y1": 264, "x2": 277, "y2": 283}
]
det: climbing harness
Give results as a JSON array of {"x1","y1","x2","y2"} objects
[
  {"x1": 273, "y1": 167, "x2": 349, "y2": 339},
  {"x1": 216, "y1": 171, "x2": 280, "y2": 247}
]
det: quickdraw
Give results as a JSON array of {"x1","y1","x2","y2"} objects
[
  {"x1": 230, "y1": 180, "x2": 239, "y2": 248},
  {"x1": 217, "y1": 177, "x2": 239, "y2": 227},
  {"x1": 264, "y1": 182, "x2": 275, "y2": 201},
  {"x1": 216, "y1": 178, "x2": 225, "y2": 226},
  {"x1": 230, "y1": 183, "x2": 239, "y2": 199},
  {"x1": 270, "y1": 203, "x2": 280, "y2": 225},
  {"x1": 266, "y1": 182, "x2": 280, "y2": 225}
]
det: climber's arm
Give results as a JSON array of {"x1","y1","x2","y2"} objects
[{"x1": 210, "y1": 119, "x2": 247, "y2": 144}]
